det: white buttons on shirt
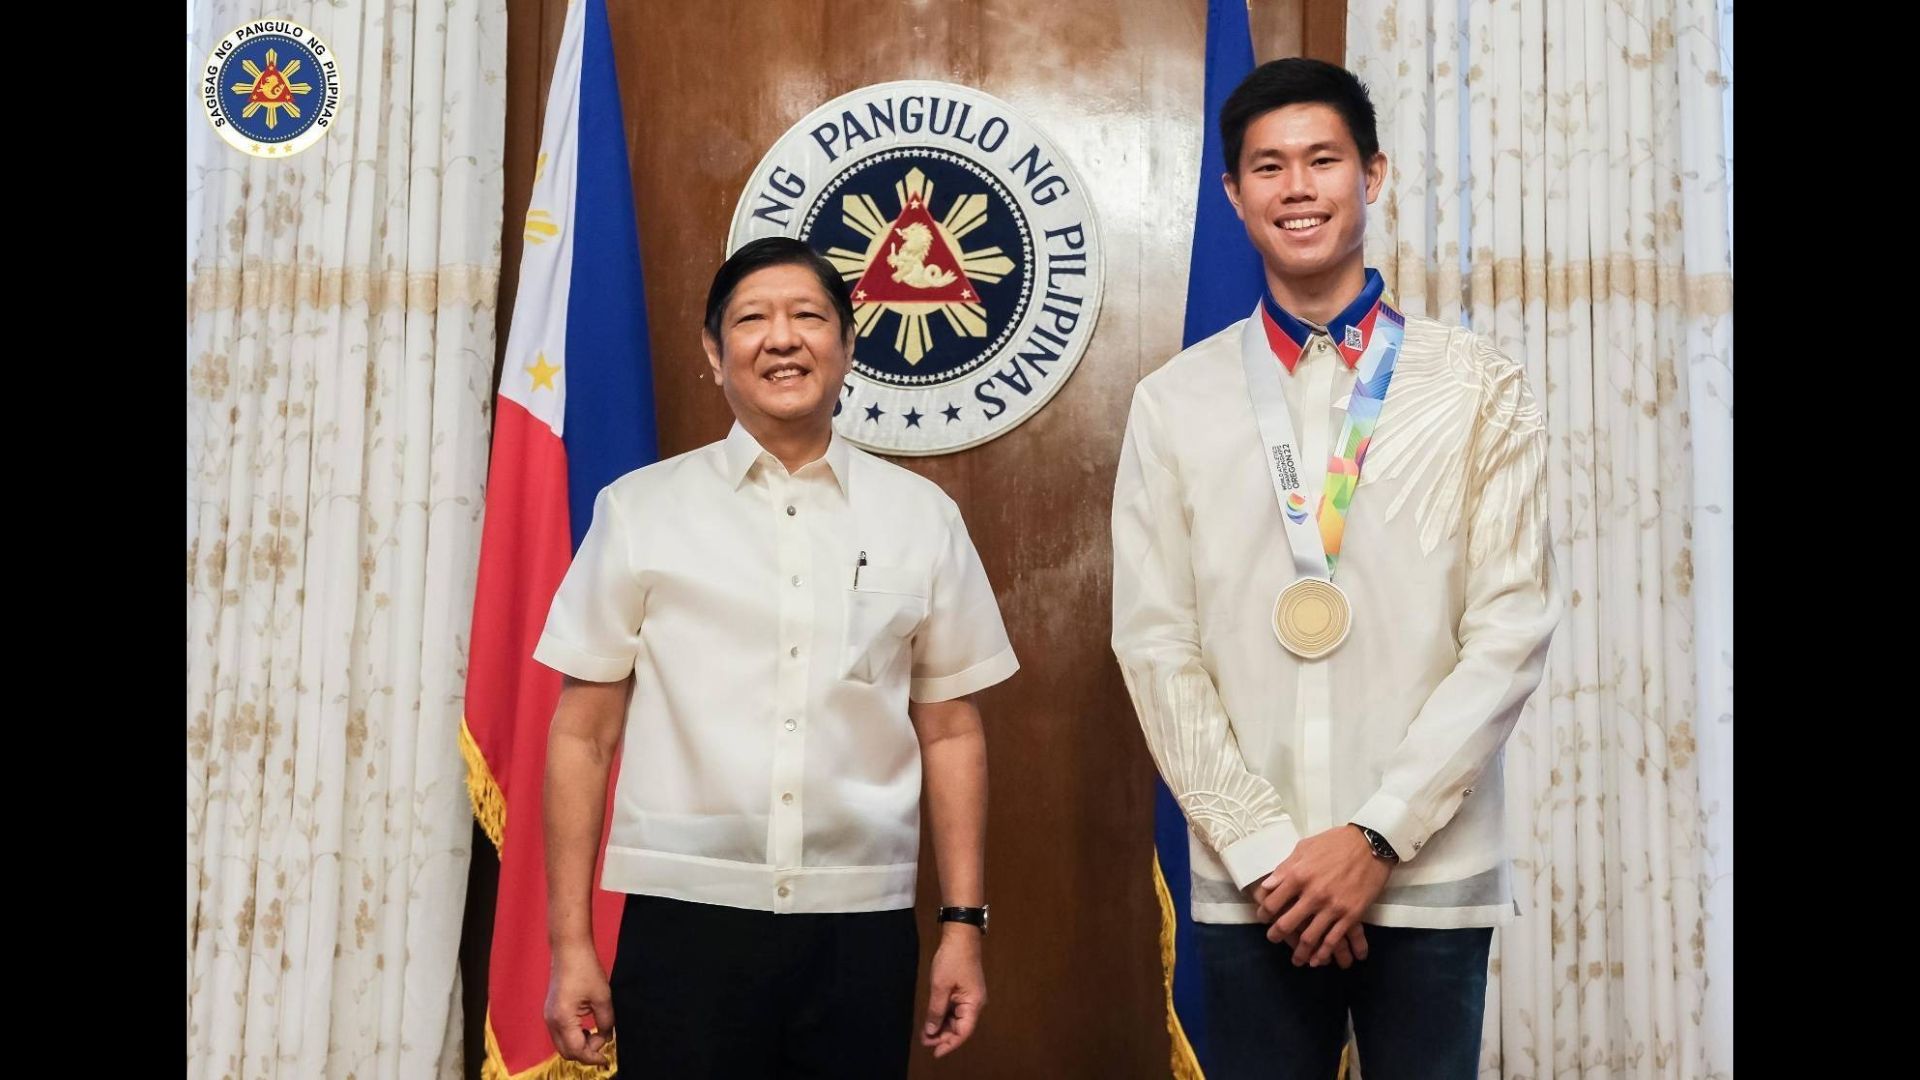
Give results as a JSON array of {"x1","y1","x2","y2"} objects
[
  {"x1": 534, "y1": 424, "x2": 1021, "y2": 915},
  {"x1": 777, "y1": 884, "x2": 790, "y2": 898}
]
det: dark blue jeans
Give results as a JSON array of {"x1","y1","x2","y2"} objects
[{"x1": 1193, "y1": 921, "x2": 1493, "y2": 1080}]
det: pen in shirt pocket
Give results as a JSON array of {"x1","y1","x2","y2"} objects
[{"x1": 853, "y1": 550, "x2": 866, "y2": 589}]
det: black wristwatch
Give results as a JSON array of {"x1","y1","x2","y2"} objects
[
  {"x1": 1352, "y1": 824, "x2": 1399, "y2": 862},
  {"x1": 937, "y1": 905, "x2": 989, "y2": 934}
]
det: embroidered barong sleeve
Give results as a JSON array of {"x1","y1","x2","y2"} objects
[
  {"x1": 1349, "y1": 340, "x2": 1564, "y2": 862},
  {"x1": 1112, "y1": 386, "x2": 1300, "y2": 889}
]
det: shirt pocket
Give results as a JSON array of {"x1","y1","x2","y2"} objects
[{"x1": 840, "y1": 565, "x2": 929, "y2": 685}]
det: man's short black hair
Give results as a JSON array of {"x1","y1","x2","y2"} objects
[
  {"x1": 703, "y1": 237, "x2": 855, "y2": 341},
  {"x1": 1220, "y1": 58, "x2": 1380, "y2": 173}
]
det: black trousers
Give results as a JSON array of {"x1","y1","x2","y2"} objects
[{"x1": 608, "y1": 893, "x2": 919, "y2": 1079}]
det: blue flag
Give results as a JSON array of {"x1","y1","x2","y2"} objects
[{"x1": 1156, "y1": 1, "x2": 1260, "y2": 1075}]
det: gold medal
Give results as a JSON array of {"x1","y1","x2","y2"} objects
[{"x1": 1272, "y1": 578, "x2": 1351, "y2": 659}]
